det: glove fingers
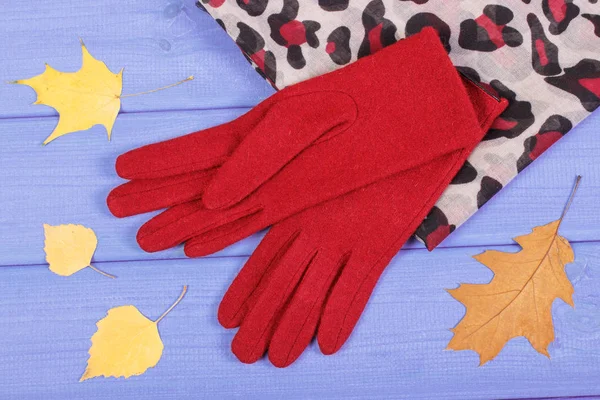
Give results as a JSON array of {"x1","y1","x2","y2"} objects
[
  {"x1": 183, "y1": 215, "x2": 270, "y2": 258},
  {"x1": 231, "y1": 241, "x2": 317, "y2": 364},
  {"x1": 318, "y1": 252, "x2": 391, "y2": 355},
  {"x1": 232, "y1": 318, "x2": 278, "y2": 365},
  {"x1": 114, "y1": 99, "x2": 278, "y2": 180},
  {"x1": 136, "y1": 200, "x2": 262, "y2": 253},
  {"x1": 268, "y1": 251, "x2": 347, "y2": 368},
  {"x1": 218, "y1": 227, "x2": 301, "y2": 329},
  {"x1": 115, "y1": 128, "x2": 233, "y2": 180},
  {"x1": 107, "y1": 169, "x2": 215, "y2": 218}
]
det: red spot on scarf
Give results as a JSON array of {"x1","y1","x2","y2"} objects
[
  {"x1": 280, "y1": 20, "x2": 307, "y2": 46},
  {"x1": 368, "y1": 23, "x2": 384, "y2": 54},
  {"x1": 535, "y1": 39, "x2": 549, "y2": 66},
  {"x1": 549, "y1": 0, "x2": 567, "y2": 22},
  {"x1": 490, "y1": 117, "x2": 518, "y2": 131},
  {"x1": 475, "y1": 14, "x2": 506, "y2": 49},
  {"x1": 531, "y1": 131, "x2": 562, "y2": 160},
  {"x1": 326, "y1": 42, "x2": 336, "y2": 54},
  {"x1": 580, "y1": 77, "x2": 600, "y2": 98}
]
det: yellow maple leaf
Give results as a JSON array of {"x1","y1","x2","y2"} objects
[
  {"x1": 447, "y1": 176, "x2": 581, "y2": 365},
  {"x1": 15, "y1": 40, "x2": 123, "y2": 145},
  {"x1": 12, "y1": 40, "x2": 193, "y2": 145},
  {"x1": 43, "y1": 223, "x2": 115, "y2": 278},
  {"x1": 80, "y1": 286, "x2": 188, "y2": 381}
]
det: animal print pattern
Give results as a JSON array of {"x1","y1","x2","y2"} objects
[{"x1": 196, "y1": 0, "x2": 600, "y2": 250}]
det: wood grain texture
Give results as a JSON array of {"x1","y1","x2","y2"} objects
[
  {"x1": 0, "y1": 0, "x2": 274, "y2": 119},
  {"x1": 1, "y1": 109, "x2": 598, "y2": 266},
  {"x1": 2, "y1": 1, "x2": 600, "y2": 398},
  {"x1": 0, "y1": 243, "x2": 599, "y2": 400}
]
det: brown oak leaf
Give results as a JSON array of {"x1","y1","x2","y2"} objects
[{"x1": 447, "y1": 176, "x2": 580, "y2": 365}]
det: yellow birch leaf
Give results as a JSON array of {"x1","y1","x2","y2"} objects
[
  {"x1": 447, "y1": 177, "x2": 581, "y2": 365},
  {"x1": 43, "y1": 224, "x2": 114, "y2": 278},
  {"x1": 14, "y1": 40, "x2": 123, "y2": 145},
  {"x1": 80, "y1": 286, "x2": 188, "y2": 381}
]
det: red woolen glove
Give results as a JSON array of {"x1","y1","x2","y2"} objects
[
  {"x1": 107, "y1": 29, "x2": 482, "y2": 255},
  {"x1": 217, "y1": 80, "x2": 507, "y2": 367}
]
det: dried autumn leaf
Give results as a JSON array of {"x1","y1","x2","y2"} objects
[
  {"x1": 447, "y1": 176, "x2": 580, "y2": 365},
  {"x1": 12, "y1": 40, "x2": 193, "y2": 145},
  {"x1": 14, "y1": 40, "x2": 123, "y2": 145},
  {"x1": 80, "y1": 286, "x2": 188, "y2": 381},
  {"x1": 43, "y1": 223, "x2": 114, "y2": 278}
]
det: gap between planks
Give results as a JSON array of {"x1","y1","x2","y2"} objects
[
  {"x1": 2, "y1": 238, "x2": 600, "y2": 269},
  {"x1": 0, "y1": 105, "x2": 256, "y2": 122}
]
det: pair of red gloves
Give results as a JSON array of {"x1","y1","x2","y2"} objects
[{"x1": 107, "y1": 29, "x2": 507, "y2": 367}]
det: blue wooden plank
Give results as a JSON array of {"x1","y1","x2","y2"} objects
[
  {"x1": 0, "y1": 0, "x2": 274, "y2": 119},
  {"x1": 0, "y1": 108, "x2": 261, "y2": 265},
  {"x1": 0, "y1": 243, "x2": 598, "y2": 399},
  {"x1": 0, "y1": 109, "x2": 598, "y2": 266}
]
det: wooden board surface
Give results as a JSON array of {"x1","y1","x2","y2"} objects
[
  {"x1": 1, "y1": 244, "x2": 600, "y2": 400},
  {"x1": 2, "y1": 0, "x2": 599, "y2": 399},
  {"x1": 0, "y1": 0, "x2": 274, "y2": 119},
  {"x1": 1, "y1": 110, "x2": 598, "y2": 266}
]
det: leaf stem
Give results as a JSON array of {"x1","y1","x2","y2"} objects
[
  {"x1": 558, "y1": 175, "x2": 582, "y2": 229},
  {"x1": 155, "y1": 285, "x2": 188, "y2": 325},
  {"x1": 120, "y1": 76, "x2": 194, "y2": 98},
  {"x1": 88, "y1": 264, "x2": 116, "y2": 279}
]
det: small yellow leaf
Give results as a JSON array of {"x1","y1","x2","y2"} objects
[
  {"x1": 15, "y1": 40, "x2": 123, "y2": 144},
  {"x1": 447, "y1": 177, "x2": 581, "y2": 365},
  {"x1": 43, "y1": 224, "x2": 114, "y2": 278},
  {"x1": 81, "y1": 286, "x2": 188, "y2": 381},
  {"x1": 80, "y1": 306, "x2": 162, "y2": 381},
  {"x1": 44, "y1": 223, "x2": 96, "y2": 276}
]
